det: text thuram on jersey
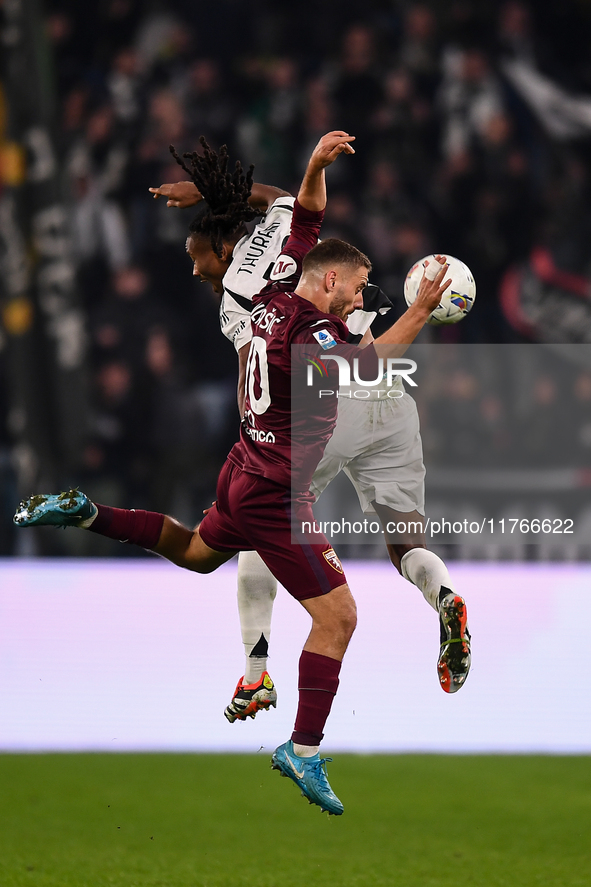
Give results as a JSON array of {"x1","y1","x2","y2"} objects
[{"x1": 236, "y1": 222, "x2": 281, "y2": 274}]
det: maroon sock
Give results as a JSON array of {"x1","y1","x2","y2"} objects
[
  {"x1": 87, "y1": 504, "x2": 164, "y2": 549},
  {"x1": 291, "y1": 650, "x2": 342, "y2": 747}
]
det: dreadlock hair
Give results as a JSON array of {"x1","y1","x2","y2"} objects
[{"x1": 170, "y1": 137, "x2": 262, "y2": 258}]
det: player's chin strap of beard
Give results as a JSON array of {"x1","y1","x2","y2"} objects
[{"x1": 425, "y1": 258, "x2": 445, "y2": 281}]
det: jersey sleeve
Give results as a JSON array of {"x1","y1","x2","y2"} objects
[
  {"x1": 291, "y1": 316, "x2": 380, "y2": 377},
  {"x1": 219, "y1": 292, "x2": 251, "y2": 353},
  {"x1": 347, "y1": 284, "x2": 393, "y2": 338},
  {"x1": 265, "y1": 199, "x2": 324, "y2": 290},
  {"x1": 292, "y1": 317, "x2": 348, "y2": 349},
  {"x1": 267, "y1": 195, "x2": 296, "y2": 215}
]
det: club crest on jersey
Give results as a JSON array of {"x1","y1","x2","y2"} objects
[
  {"x1": 270, "y1": 255, "x2": 297, "y2": 280},
  {"x1": 313, "y1": 329, "x2": 337, "y2": 350},
  {"x1": 323, "y1": 548, "x2": 343, "y2": 573}
]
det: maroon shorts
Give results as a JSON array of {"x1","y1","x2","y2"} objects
[{"x1": 198, "y1": 459, "x2": 347, "y2": 601}]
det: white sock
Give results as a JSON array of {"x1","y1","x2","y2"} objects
[
  {"x1": 293, "y1": 743, "x2": 319, "y2": 757},
  {"x1": 237, "y1": 550, "x2": 277, "y2": 684},
  {"x1": 400, "y1": 548, "x2": 455, "y2": 612},
  {"x1": 244, "y1": 658, "x2": 267, "y2": 686}
]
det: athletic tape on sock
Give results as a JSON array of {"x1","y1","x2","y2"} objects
[{"x1": 292, "y1": 651, "x2": 342, "y2": 746}]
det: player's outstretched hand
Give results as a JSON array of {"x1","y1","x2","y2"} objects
[
  {"x1": 148, "y1": 181, "x2": 201, "y2": 208},
  {"x1": 308, "y1": 131, "x2": 356, "y2": 171},
  {"x1": 414, "y1": 255, "x2": 451, "y2": 316},
  {"x1": 298, "y1": 131, "x2": 355, "y2": 211}
]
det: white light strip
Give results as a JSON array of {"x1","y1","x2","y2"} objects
[{"x1": 1, "y1": 559, "x2": 590, "y2": 752}]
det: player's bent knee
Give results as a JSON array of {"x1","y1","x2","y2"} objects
[
  {"x1": 303, "y1": 583, "x2": 357, "y2": 638},
  {"x1": 338, "y1": 597, "x2": 357, "y2": 636},
  {"x1": 387, "y1": 541, "x2": 426, "y2": 573},
  {"x1": 330, "y1": 607, "x2": 356, "y2": 650},
  {"x1": 183, "y1": 529, "x2": 235, "y2": 574},
  {"x1": 343, "y1": 606, "x2": 357, "y2": 638},
  {"x1": 190, "y1": 560, "x2": 220, "y2": 575}
]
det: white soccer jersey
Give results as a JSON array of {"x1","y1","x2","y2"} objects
[
  {"x1": 220, "y1": 196, "x2": 295, "y2": 352},
  {"x1": 219, "y1": 195, "x2": 392, "y2": 351}
]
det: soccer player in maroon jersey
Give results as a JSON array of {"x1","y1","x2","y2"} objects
[
  {"x1": 14, "y1": 133, "x2": 450, "y2": 815},
  {"x1": 151, "y1": 142, "x2": 470, "y2": 722}
]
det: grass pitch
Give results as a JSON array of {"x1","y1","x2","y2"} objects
[{"x1": 0, "y1": 753, "x2": 590, "y2": 886}]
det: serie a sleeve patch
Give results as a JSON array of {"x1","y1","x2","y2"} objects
[{"x1": 312, "y1": 329, "x2": 337, "y2": 350}]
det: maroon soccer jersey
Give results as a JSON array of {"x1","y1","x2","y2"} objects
[{"x1": 226, "y1": 199, "x2": 379, "y2": 491}]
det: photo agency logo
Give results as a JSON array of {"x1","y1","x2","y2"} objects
[{"x1": 304, "y1": 353, "x2": 418, "y2": 399}]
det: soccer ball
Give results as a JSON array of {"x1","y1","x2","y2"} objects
[{"x1": 404, "y1": 254, "x2": 476, "y2": 325}]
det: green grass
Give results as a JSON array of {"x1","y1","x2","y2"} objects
[{"x1": 0, "y1": 754, "x2": 590, "y2": 886}]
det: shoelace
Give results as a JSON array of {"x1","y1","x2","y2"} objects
[{"x1": 309, "y1": 757, "x2": 334, "y2": 788}]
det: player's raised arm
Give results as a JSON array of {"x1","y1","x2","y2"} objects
[
  {"x1": 150, "y1": 138, "x2": 292, "y2": 209},
  {"x1": 149, "y1": 179, "x2": 291, "y2": 210},
  {"x1": 264, "y1": 132, "x2": 357, "y2": 280},
  {"x1": 297, "y1": 131, "x2": 355, "y2": 212},
  {"x1": 371, "y1": 256, "x2": 451, "y2": 354},
  {"x1": 152, "y1": 131, "x2": 354, "y2": 214},
  {"x1": 149, "y1": 180, "x2": 201, "y2": 208}
]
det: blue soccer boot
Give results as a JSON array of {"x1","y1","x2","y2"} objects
[
  {"x1": 13, "y1": 489, "x2": 97, "y2": 528},
  {"x1": 271, "y1": 740, "x2": 344, "y2": 815}
]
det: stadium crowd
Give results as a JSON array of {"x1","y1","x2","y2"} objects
[{"x1": 3, "y1": 0, "x2": 591, "y2": 555}]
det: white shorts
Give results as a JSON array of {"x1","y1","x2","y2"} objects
[{"x1": 310, "y1": 393, "x2": 425, "y2": 515}]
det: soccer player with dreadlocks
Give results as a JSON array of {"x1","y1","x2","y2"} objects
[
  {"x1": 151, "y1": 137, "x2": 396, "y2": 723},
  {"x1": 14, "y1": 133, "x2": 452, "y2": 816},
  {"x1": 150, "y1": 138, "x2": 472, "y2": 721}
]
